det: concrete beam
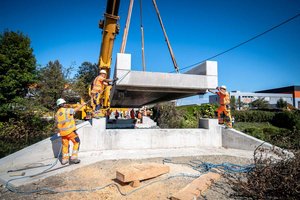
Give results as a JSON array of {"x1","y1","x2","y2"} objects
[{"x1": 110, "y1": 53, "x2": 218, "y2": 107}]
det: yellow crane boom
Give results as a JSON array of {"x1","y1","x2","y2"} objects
[{"x1": 98, "y1": 0, "x2": 121, "y2": 107}]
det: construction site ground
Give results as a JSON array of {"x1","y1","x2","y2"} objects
[{"x1": 0, "y1": 155, "x2": 252, "y2": 200}]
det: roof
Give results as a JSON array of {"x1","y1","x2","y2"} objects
[{"x1": 256, "y1": 85, "x2": 300, "y2": 93}]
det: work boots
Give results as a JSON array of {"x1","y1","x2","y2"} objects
[
  {"x1": 61, "y1": 157, "x2": 80, "y2": 165},
  {"x1": 70, "y1": 157, "x2": 81, "y2": 164},
  {"x1": 61, "y1": 159, "x2": 69, "y2": 165}
]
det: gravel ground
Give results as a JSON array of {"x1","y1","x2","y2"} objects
[{"x1": 0, "y1": 155, "x2": 252, "y2": 200}]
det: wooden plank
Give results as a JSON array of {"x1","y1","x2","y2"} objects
[
  {"x1": 130, "y1": 180, "x2": 141, "y2": 188},
  {"x1": 116, "y1": 163, "x2": 170, "y2": 183},
  {"x1": 170, "y1": 172, "x2": 221, "y2": 200}
]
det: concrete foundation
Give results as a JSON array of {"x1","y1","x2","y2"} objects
[{"x1": 0, "y1": 118, "x2": 278, "y2": 187}]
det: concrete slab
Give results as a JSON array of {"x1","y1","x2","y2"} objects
[
  {"x1": 2, "y1": 119, "x2": 284, "y2": 188},
  {"x1": 110, "y1": 53, "x2": 218, "y2": 107},
  {"x1": 0, "y1": 147, "x2": 254, "y2": 187},
  {"x1": 0, "y1": 119, "x2": 254, "y2": 187}
]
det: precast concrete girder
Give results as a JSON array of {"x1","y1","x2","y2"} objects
[{"x1": 110, "y1": 53, "x2": 218, "y2": 107}]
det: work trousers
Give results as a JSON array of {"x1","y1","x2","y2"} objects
[
  {"x1": 217, "y1": 105, "x2": 232, "y2": 128},
  {"x1": 61, "y1": 131, "x2": 80, "y2": 161},
  {"x1": 91, "y1": 92, "x2": 102, "y2": 111}
]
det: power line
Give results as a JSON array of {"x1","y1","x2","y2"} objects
[{"x1": 172, "y1": 12, "x2": 300, "y2": 73}]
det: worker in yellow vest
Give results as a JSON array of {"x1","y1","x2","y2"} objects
[
  {"x1": 209, "y1": 85, "x2": 232, "y2": 128},
  {"x1": 90, "y1": 69, "x2": 114, "y2": 111},
  {"x1": 55, "y1": 98, "x2": 86, "y2": 165}
]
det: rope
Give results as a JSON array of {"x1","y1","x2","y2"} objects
[
  {"x1": 163, "y1": 158, "x2": 255, "y2": 173},
  {"x1": 5, "y1": 144, "x2": 63, "y2": 194}
]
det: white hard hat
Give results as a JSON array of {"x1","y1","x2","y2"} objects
[
  {"x1": 56, "y1": 98, "x2": 66, "y2": 106},
  {"x1": 220, "y1": 85, "x2": 227, "y2": 90},
  {"x1": 100, "y1": 69, "x2": 107, "y2": 74}
]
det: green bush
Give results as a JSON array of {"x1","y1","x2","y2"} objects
[
  {"x1": 272, "y1": 111, "x2": 300, "y2": 130},
  {"x1": 243, "y1": 127, "x2": 266, "y2": 140},
  {"x1": 0, "y1": 98, "x2": 54, "y2": 158},
  {"x1": 157, "y1": 102, "x2": 185, "y2": 128},
  {"x1": 233, "y1": 110, "x2": 300, "y2": 131},
  {"x1": 235, "y1": 122, "x2": 300, "y2": 150},
  {"x1": 232, "y1": 110, "x2": 275, "y2": 123},
  {"x1": 0, "y1": 116, "x2": 54, "y2": 158},
  {"x1": 157, "y1": 104, "x2": 218, "y2": 128}
]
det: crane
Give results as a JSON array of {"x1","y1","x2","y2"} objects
[
  {"x1": 97, "y1": 0, "x2": 121, "y2": 108},
  {"x1": 90, "y1": 0, "x2": 180, "y2": 116}
]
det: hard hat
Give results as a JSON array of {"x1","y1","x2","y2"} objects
[
  {"x1": 220, "y1": 85, "x2": 227, "y2": 90},
  {"x1": 100, "y1": 69, "x2": 107, "y2": 74},
  {"x1": 56, "y1": 98, "x2": 66, "y2": 106}
]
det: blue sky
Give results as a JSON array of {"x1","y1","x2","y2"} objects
[{"x1": 1, "y1": 0, "x2": 300, "y2": 104}]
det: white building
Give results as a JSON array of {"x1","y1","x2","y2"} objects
[{"x1": 209, "y1": 91, "x2": 293, "y2": 109}]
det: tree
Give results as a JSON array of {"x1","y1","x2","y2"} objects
[
  {"x1": 276, "y1": 98, "x2": 287, "y2": 109},
  {"x1": 0, "y1": 31, "x2": 36, "y2": 104},
  {"x1": 230, "y1": 96, "x2": 236, "y2": 111},
  {"x1": 37, "y1": 60, "x2": 66, "y2": 109},
  {"x1": 73, "y1": 62, "x2": 98, "y2": 100},
  {"x1": 237, "y1": 96, "x2": 245, "y2": 110},
  {"x1": 250, "y1": 98, "x2": 269, "y2": 109}
]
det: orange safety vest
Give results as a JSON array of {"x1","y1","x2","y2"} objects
[
  {"x1": 55, "y1": 108, "x2": 76, "y2": 136},
  {"x1": 91, "y1": 75, "x2": 108, "y2": 94},
  {"x1": 217, "y1": 91, "x2": 230, "y2": 105}
]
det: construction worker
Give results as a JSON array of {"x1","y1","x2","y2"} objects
[
  {"x1": 55, "y1": 98, "x2": 86, "y2": 165},
  {"x1": 209, "y1": 85, "x2": 232, "y2": 128},
  {"x1": 90, "y1": 69, "x2": 114, "y2": 111}
]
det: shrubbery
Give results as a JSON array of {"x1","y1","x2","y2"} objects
[
  {"x1": 0, "y1": 116, "x2": 53, "y2": 158},
  {"x1": 0, "y1": 99, "x2": 54, "y2": 158},
  {"x1": 157, "y1": 103, "x2": 218, "y2": 128},
  {"x1": 232, "y1": 110, "x2": 275, "y2": 122},
  {"x1": 234, "y1": 110, "x2": 300, "y2": 150},
  {"x1": 272, "y1": 110, "x2": 300, "y2": 130},
  {"x1": 227, "y1": 147, "x2": 300, "y2": 200},
  {"x1": 156, "y1": 102, "x2": 185, "y2": 128}
]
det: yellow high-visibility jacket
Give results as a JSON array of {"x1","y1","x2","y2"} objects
[{"x1": 55, "y1": 108, "x2": 76, "y2": 136}]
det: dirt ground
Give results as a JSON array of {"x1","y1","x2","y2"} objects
[{"x1": 0, "y1": 155, "x2": 252, "y2": 200}]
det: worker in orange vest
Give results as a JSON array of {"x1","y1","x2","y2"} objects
[
  {"x1": 90, "y1": 69, "x2": 114, "y2": 111},
  {"x1": 55, "y1": 98, "x2": 86, "y2": 165},
  {"x1": 209, "y1": 85, "x2": 232, "y2": 128}
]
